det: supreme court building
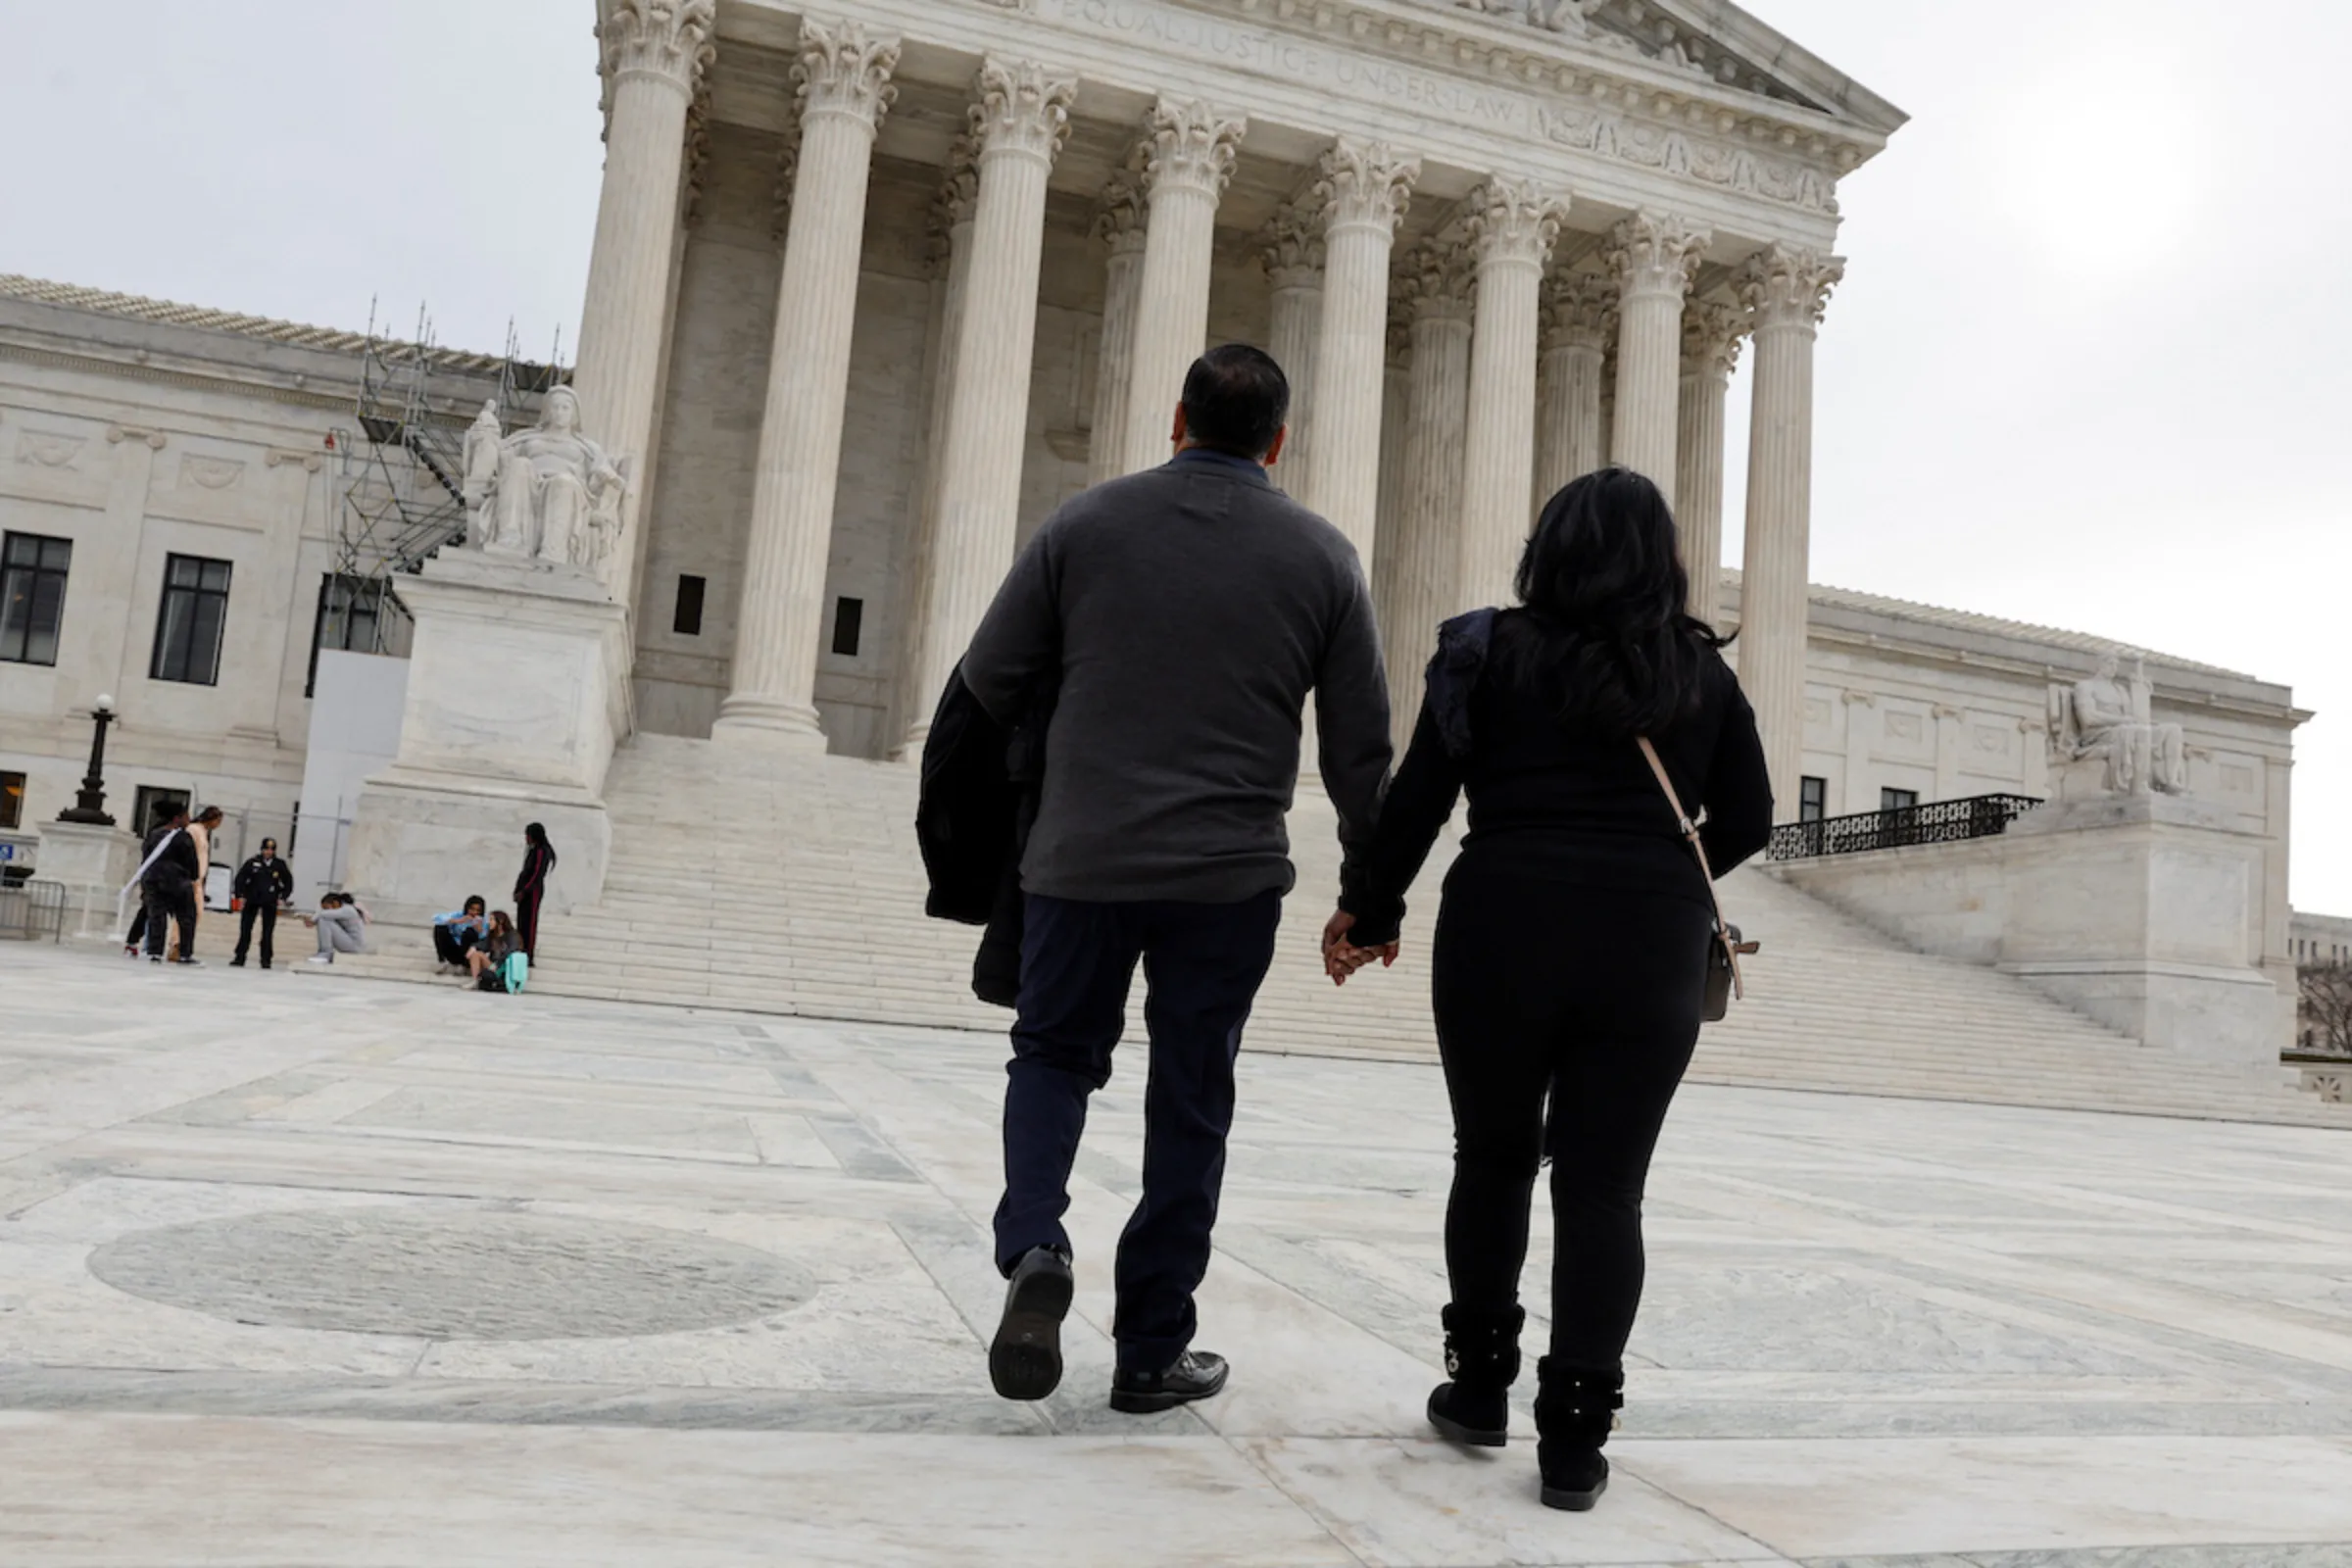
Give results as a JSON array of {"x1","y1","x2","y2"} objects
[{"x1": 0, "y1": 1, "x2": 2319, "y2": 1074}]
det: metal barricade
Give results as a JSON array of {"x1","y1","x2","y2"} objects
[{"x1": 0, "y1": 878, "x2": 67, "y2": 943}]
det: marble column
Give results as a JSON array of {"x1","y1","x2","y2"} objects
[
  {"x1": 1676, "y1": 299, "x2": 1743, "y2": 630},
  {"x1": 1303, "y1": 138, "x2": 1420, "y2": 559},
  {"x1": 1116, "y1": 99, "x2": 1247, "y2": 475},
  {"x1": 1383, "y1": 239, "x2": 1474, "y2": 748},
  {"x1": 1086, "y1": 173, "x2": 1149, "y2": 488},
  {"x1": 573, "y1": 0, "x2": 717, "y2": 602},
  {"x1": 885, "y1": 139, "x2": 980, "y2": 758},
  {"x1": 902, "y1": 60, "x2": 1080, "y2": 754},
  {"x1": 1456, "y1": 177, "x2": 1566, "y2": 615},
  {"x1": 1738, "y1": 242, "x2": 1844, "y2": 806},
  {"x1": 1370, "y1": 300, "x2": 1412, "y2": 639},
  {"x1": 1606, "y1": 212, "x2": 1710, "y2": 506},
  {"x1": 714, "y1": 19, "x2": 899, "y2": 744},
  {"x1": 1534, "y1": 270, "x2": 1613, "y2": 505},
  {"x1": 1260, "y1": 200, "x2": 1325, "y2": 504}
]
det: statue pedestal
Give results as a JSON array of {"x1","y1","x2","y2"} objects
[
  {"x1": 1998, "y1": 794, "x2": 2287, "y2": 1068},
  {"x1": 343, "y1": 553, "x2": 630, "y2": 925},
  {"x1": 34, "y1": 819, "x2": 140, "y2": 940}
]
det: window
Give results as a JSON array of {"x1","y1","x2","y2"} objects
[
  {"x1": 673, "y1": 574, "x2": 706, "y2": 637},
  {"x1": 1882, "y1": 788, "x2": 1920, "y2": 812},
  {"x1": 0, "y1": 770, "x2": 24, "y2": 830},
  {"x1": 1798, "y1": 776, "x2": 1828, "y2": 824},
  {"x1": 831, "y1": 596, "x2": 864, "y2": 658},
  {"x1": 150, "y1": 555, "x2": 232, "y2": 685},
  {"x1": 307, "y1": 574, "x2": 388, "y2": 697},
  {"x1": 132, "y1": 785, "x2": 190, "y2": 835},
  {"x1": 1, "y1": 531, "x2": 73, "y2": 666}
]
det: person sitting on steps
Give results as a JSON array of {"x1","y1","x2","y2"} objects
[
  {"x1": 432, "y1": 896, "x2": 490, "y2": 974},
  {"x1": 467, "y1": 910, "x2": 521, "y2": 993},
  {"x1": 303, "y1": 893, "x2": 369, "y2": 964}
]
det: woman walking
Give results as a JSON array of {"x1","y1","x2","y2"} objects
[
  {"x1": 1328, "y1": 468, "x2": 1772, "y2": 1511},
  {"x1": 513, "y1": 823, "x2": 557, "y2": 961}
]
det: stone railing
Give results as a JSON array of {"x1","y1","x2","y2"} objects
[
  {"x1": 2284, "y1": 1052, "x2": 2350, "y2": 1103},
  {"x1": 1768, "y1": 794, "x2": 2044, "y2": 863}
]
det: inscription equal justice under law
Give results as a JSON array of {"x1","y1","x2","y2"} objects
[{"x1": 1039, "y1": 0, "x2": 1839, "y2": 213}]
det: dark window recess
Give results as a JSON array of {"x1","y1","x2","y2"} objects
[
  {"x1": 1, "y1": 530, "x2": 73, "y2": 666},
  {"x1": 1798, "y1": 776, "x2": 1828, "y2": 825},
  {"x1": 307, "y1": 573, "x2": 387, "y2": 697},
  {"x1": 831, "y1": 596, "x2": 863, "y2": 658},
  {"x1": 0, "y1": 770, "x2": 24, "y2": 830},
  {"x1": 150, "y1": 554, "x2": 232, "y2": 686},
  {"x1": 1882, "y1": 788, "x2": 1921, "y2": 812},
  {"x1": 132, "y1": 785, "x2": 191, "y2": 834},
  {"x1": 673, "y1": 574, "x2": 707, "y2": 637}
]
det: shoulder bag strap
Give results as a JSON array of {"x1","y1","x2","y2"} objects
[{"x1": 1636, "y1": 737, "x2": 1746, "y2": 1002}]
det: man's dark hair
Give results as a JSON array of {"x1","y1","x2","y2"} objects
[{"x1": 1180, "y1": 344, "x2": 1290, "y2": 459}]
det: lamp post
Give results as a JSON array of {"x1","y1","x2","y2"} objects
[{"x1": 57, "y1": 695, "x2": 118, "y2": 826}]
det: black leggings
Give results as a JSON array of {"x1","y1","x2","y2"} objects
[{"x1": 1430, "y1": 849, "x2": 1712, "y2": 1371}]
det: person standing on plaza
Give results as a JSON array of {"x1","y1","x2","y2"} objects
[
  {"x1": 1326, "y1": 467, "x2": 1773, "y2": 1511},
  {"x1": 229, "y1": 837, "x2": 293, "y2": 969},
  {"x1": 514, "y1": 824, "x2": 557, "y2": 961},
  {"x1": 185, "y1": 806, "x2": 224, "y2": 935},
  {"x1": 136, "y1": 805, "x2": 202, "y2": 966},
  {"x1": 956, "y1": 345, "x2": 1393, "y2": 1414}
]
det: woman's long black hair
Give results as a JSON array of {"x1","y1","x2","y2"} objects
[
  {"x1": 524, "y1": 821, "x2": 557, "y2": 867},
  {"x1": 1492, "y1": 466, "x2": 1727, "y2": 739}
]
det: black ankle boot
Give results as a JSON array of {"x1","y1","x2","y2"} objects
[
  {"x1": 1425, "y1": 1304, "x2": 1525, "y2": 1448},
  {"x1": 1533, "y1": 1358, "x2": 1623, "y2": 1511}
]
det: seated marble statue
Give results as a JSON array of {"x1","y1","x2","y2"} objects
[
  {"x1": 2053, "y1": 651, "x2": 2188, "y2": 795},
  {"x1": 460, "y1": 387, "x2": 626, "y2": 570}
]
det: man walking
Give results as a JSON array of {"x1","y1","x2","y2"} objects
[
  {"x1": 230, "y1": 838, "x2": 294, "y2": 968},
  {"x1": 957, "y1": 345, "x2": 1393, "y2": 1412},
  {"x1": 137, "y1": 805, "x2": 202, "y2": 966}
]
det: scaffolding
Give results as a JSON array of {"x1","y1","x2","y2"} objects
[{"x1": 321, "y1": 304, "x2": 564, "y2": 659}]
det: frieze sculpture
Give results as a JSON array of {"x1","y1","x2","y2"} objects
[
  {"x1": 2048, "y1": 651, "x2": 2189, "y2": 796},
  {"x1": 460, "y1": 386, "x2": 629, "y2": 572},
  {"x1": 1440, "y1": 0, "x2": 1593, "y2": 36}
]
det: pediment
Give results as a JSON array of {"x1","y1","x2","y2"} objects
[{"x1": 1400, "y1": 0, "x2": 1907, "y2": 133}]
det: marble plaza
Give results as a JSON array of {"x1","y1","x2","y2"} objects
[{"x1": 5, "y1": 939, "x2": 2352, "y2": 1566}]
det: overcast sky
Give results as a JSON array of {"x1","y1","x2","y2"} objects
[{"x1": 4, "y1": 1, "x2": 2347, "y2": 906}]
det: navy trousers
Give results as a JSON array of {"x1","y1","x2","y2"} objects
[{"x1": 995, "y1": 889, "x2": 1282, "y2": 1375}]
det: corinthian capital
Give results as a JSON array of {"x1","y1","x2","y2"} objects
[
  {"x1": 923, "y1": 132, "x2": 982, "y2": 274},
  {"x1": 1398, "y1": 235, "x2": 1475, "y2": 322},
  {"x1": 1138, "y1": 99, "x2": 1247, "y2": 202},
  {"x1": 794, "y1": 16, "x2": 901, "y2": 131},
  {"x1": 1093, "y1": 172, "x2": 1150, "y2": 257},
  {"x1": 1540, "y1": 270, "x2": 1616, "y2": 353},
  {"x1": 971, "y1": 59, "x2": 1080, "y2": 167},
  {"x1": 1315, "y1": 138, "x2": 1420, "y2": 239},
  {"x1": 1738, "y1": 243, "x2": 1845, "y2": 330},
  {"x1": 600, "y1": 0, "x2": 718, "y2": 93},
  {"x1": 1464, "y1": 176, "x2": 1569, "y2": 273},
  {"x1": 1682, "y1": 299, "x2": 1746, "y2": 381},
  {"x1": 1607, "y1": 212, "x2": 1712, "y2": 302},
  {"x1": 1259, "y1": 202, "x2": 1326, "y2": 290}
]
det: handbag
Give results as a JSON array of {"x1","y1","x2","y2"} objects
[{"x1": 1636, "y1": 737, "x2": 1759, "y2": 1022}]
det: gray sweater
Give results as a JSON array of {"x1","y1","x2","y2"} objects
[{"x1": 960, "y1": 448, "x2": 1394, "y2": 905}]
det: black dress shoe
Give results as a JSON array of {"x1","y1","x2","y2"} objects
[
  {"x1": 1109, "y1": 1349, "x2": 1228, "y2": 1413},
  {"x1": 989, "y1": 1247, "x2": 1074, "y2": 1402}
]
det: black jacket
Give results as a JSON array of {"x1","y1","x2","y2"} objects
[
  {"x1": 233, "y1": 854, "x2": 293, "y2": 906},
  {"x1": 916, "y1": 664, "x2": 1054, "y2": 1008},
  {"x1": 1342, "y1": 609, "x2": 1774, "y2": 947},
  {"x1": 140, "y1": 824, "x2": 200, "y2": 895}
]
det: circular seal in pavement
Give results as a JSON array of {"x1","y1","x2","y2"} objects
[{"x1": 87, "y1": 1208, "x2": 817, "y2": 1341}]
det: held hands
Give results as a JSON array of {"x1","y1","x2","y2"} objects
[{"x1": 1321, "y1": 910, "x2": 1398, "y2": 988}]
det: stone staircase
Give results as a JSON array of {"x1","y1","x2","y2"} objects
[{"x1": 498, "y1": 735, "x2": 2348, "y2": 1128}]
